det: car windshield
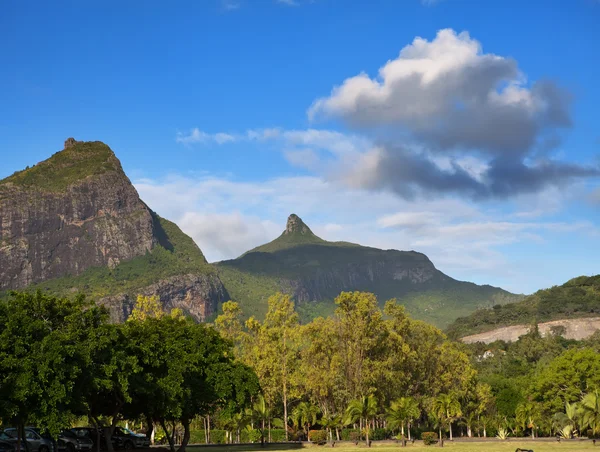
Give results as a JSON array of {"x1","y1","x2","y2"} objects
[
  {"x1": 2, "y1": 431, "x2": 16, "y2": 439},
  {"x1": 61, "y1": 431, "x2": 77, "y2": 438},
  {"x1": 0, "y1": 433, "x2": 12, "y2": 441}
]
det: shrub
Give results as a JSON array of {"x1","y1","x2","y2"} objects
[
  {"x1": 241, "y1": 429, "x2": 262, "y2": 443},
  {"x1": 422, "y1": 432, "x2": 439, "y2": 446},
  {"x1": 348, "y1": 432, "x2": 361, "y2": 444},
  {"x1": 309, "y1": 430, "x2": 327, "y2": 445},
  {"x1": 370, "y1": 428, "x2": 390, "y2": 441}
]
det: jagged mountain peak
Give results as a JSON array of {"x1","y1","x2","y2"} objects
[{"x1": 284, "y1": 214, "x2": 314, "y2": 236}]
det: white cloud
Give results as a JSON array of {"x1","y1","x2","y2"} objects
[
  {"x1": 308, "y1": 28, "x2": 571, "y2": 156},
  {"x1": 178, "y1": 212, "x2": 279, "y2": 259},
  {"x1": 176, "y1": 128, "x2": 236, "y2": 145}
]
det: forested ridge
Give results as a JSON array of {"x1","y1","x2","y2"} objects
[{"x1": 447, "y1": 275, "x2": 600, "y2": 338}]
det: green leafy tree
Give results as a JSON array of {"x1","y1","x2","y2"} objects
[
  {"x1": 345, "y1": 396, "x2": 378, "y2": 447},
  {"x1": 386, "y1": 397, "x2": 420, "y2": 441},
  {"x1": 0, "y1": 292, "x2": 107, "y2": 450},
  {"x1": 552, "y1": 401, "x2": 580, "y2": 438},
  {"x1": 432, "y1": 393, "x2": 462, "y2": 442},
  {"x1": 291, "y1": 402, "x2": 320, "y2": 441},
  {"x1": 516, "y1": 402, "x2": 541, "y2": 438},
  {"x1": 580, "y1": 390, "x2": 600, "y2": 438}
]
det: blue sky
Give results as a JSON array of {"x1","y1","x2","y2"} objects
[{"x1": 1, "y1": 0, "x2": 599, "y2": 294}]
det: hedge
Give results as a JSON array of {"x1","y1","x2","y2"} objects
[{"x1": 188, "y1": 429, "x2": 288, "y2": 444}]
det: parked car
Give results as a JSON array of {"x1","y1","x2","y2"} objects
[
  {"x1": 3, "y1": 428, "x2": 54, "y2": 452},
  {"x1": 57, "y1": 430, "x2": 93, "y2": 452},
  {"x1": 0, "y1": 432, "x2": 19, "y2": 452},
  {"x1": 70, "y1": 427, "x2": 148, "y2": 451},
  {"x1": 110, "y1": 428, "x2": 149, "y2": 450},
  {"x1": 69, "y1": 429, "x2": 104, "y2": 451}
]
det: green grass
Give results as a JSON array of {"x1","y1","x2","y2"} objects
[
  {"x1": 0, "y1": 141, "x2": 118, "y2": 192},
  {"x1": 183, "y1": 440, "x2": 596, "y2": 452},
  {"x1": 2, "y1": 215, "x2": 214, "y2": 301},
  {"x1": 446, "y1": 275, "x2": 600, "y2": 338}
]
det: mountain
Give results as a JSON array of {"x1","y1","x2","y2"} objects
[
  {"x1": 446, "y1": 275, "x2": 600, "y2": 341},
  {"x1": 216, "y1": 214, "x2": 522, "y2": 328},
  {"x1": 0, "y1": 138, "x2": 228, "y2": 321}
]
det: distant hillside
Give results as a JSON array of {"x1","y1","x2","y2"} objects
[
  {"x1": 0, "y1": 138, "x2": 228, "y2": 321},
  {"x1": 446, "y1": 275, "x2": 600, "y2": 339},
  {"x1": 216, "y1": 214, "x2": 522, "y2": 328}
]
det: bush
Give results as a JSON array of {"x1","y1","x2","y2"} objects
[
  {"x1": 309, "y1": 430, "x2": 327, "y2": 445},
  {"x1": 348, "y1": 431, "x2": 361, "y2": 444},
  {"x1": 422, "y1": 432, "x2": 439, "y2": 446},
  {"x1": 370, "y1": 428, "x2": 390, "y2": 441}
]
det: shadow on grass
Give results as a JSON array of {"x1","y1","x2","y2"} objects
[{"x1": 185, "y1": 443, "x2": 304, "y2": 452}]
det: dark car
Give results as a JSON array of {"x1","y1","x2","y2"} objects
[
  {"x1": 57, "y1": 430, "x2": 93, "y2": 452},
  {"x1": 110, "y1": 428, "x2": 149, "y2": 450},
  {"x1": 0, "y1": 432, "x2": 18, "y2": 452},
  {"x1": 3, "y1": 429, "x2": 53, "y2": 452},
  {"x1": 70, "y1": 429, "x2": 104, "y2": 451}
]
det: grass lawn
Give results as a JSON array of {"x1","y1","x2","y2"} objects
[{"x1": 184, "y1": 440, "x2": 597, "y2": 452}]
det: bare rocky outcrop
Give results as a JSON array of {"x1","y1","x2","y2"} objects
[{"x1": 462, "y1": 317, "x2": 600, "y2": 344}]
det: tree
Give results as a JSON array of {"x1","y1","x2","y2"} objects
[
  {"x1": 529, "y1": 348, "x2": 600, "y2": 415},
  {"x1": 335, "y1": 293, "x2": 386, "y2": 402},
  {"x1": 432, "y1": 393, "x2": 462, "y2": 442},
  {"x1": 580, "y1": 390, "x2": 600, "y2": 438},
  {"x1": 0, "y1": 292, "x2": 107, "y2": 451},
  {"x1": 214, "y1": 301, "x2": 245, "y2": 349},
  {"x1": 345, "y1": 396, "x2": 378, "y2": 447},
  {"x1": 386, "y1": 397, "x2": 420, "y2": 441},
  {"x1": 553, "y1": 401, "x2": 579, "y2": 438},
  {"x1": 129, "y1": 295, "x2": 165, "y2": 321},
  {"x1": 262, "y1": 293, "x2": 300, "y2": 441},
  {"x1": 124, "y1": 296, "x2": 260, "y2": 452},
  {"x1": 291, "y1": 402, "x2": 320, "y2": 441},
  {"x1": 247, "y1": 395, "x2": 270, "y2": 447},
  {"x1": 516, "y1": 402, "x2": 541, "y2": 439}
]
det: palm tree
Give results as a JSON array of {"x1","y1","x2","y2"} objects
[
  {"x1": 247, "y1": 395, "x2": 272, "y2": 447},
  {"x1": 581, "y1": 390, "x2": 600, "y2": 438},
  {"x1": 291, "y1": 402, "x2": 320, "y2": 441},
  {"x1": 346, "y1": 395, "x2": 378, "y2": 447},
  {"x1": 386, "y1": 397, "x2": 420, "y2": 441},
  {"x1": 515, "y1": 402, "x2": 540, "y2": 439},
  {"x1": 320, "y1": 413, "x2": 343, "y2": 443},
  {"x1": 432, "y1": 393, "x2": 462, "y2": 442},
  {"x1": 553, "y1": 401, "x2": 580, "y2": 438}
]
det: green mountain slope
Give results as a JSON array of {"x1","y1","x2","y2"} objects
[
  {"x1": 445, "y1": 275, "x2": 600, "y2": 338},
  {"x1": 216, "y1": 214, "x2": 522, "y2": 327}
]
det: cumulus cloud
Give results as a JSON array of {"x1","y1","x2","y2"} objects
[
  {"x1": 309, "y1": 29, "x2": 571, "y2": 156},
  {"x1": 342, "y1": 145, "x2": 599, "y2": 200},
  {"x1": 305, "y1": 29, "x2": 597, "y2": 199}
]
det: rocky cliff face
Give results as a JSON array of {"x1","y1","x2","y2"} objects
[
  {"x1": 0, "y1": 139, "x2": 227, "y2": 321},
  {"x1": 100, "y1": 273, "x2": 229, "y2": 323},
  {"x1": 281, "y1": 250, "x2": 438, "y2": 302}
]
